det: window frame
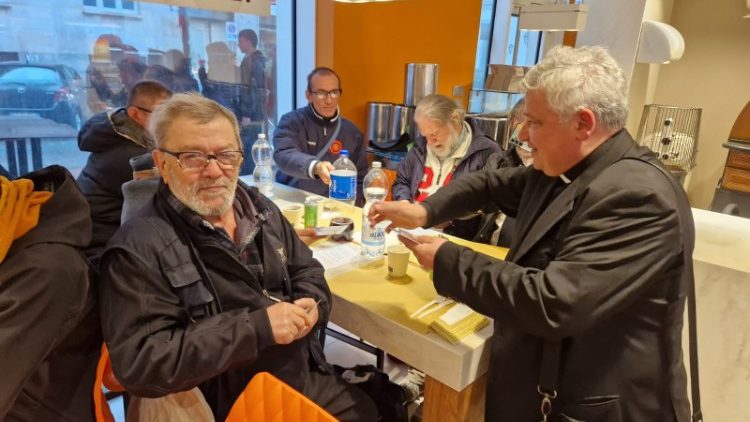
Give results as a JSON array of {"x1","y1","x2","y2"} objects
[{"x1": 82, "y1": 0, "x2": 141, "y2": 18}]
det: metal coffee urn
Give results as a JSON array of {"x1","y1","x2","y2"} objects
[
  {"x1": 391, "y1": 104, "x2": 420, "y2": 145},
  {"x1": 367, "y1": 102, "x2": 395, "y2": 148},
  {"x1": 467, "y1": 113, "x2": 508, "y2": 148},
  {"x1": 404, "y1": 63, "x2": 439, "y2": 107}
]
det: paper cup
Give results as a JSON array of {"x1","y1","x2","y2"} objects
[
  {"x1": 387, "y1": 244, "x2": 411, "y2": 278},
  {"x1": 282, "y1": 203, "x2": 303, "y2": 227}
]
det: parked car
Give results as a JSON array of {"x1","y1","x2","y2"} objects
[{"x1": 0, "y1": 63, "x2": 85, "y2": 129}]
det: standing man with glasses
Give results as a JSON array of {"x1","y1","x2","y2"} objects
[
  {"x1": 273, "y1": 67, "x2": 367, "y2": 203},
  {"x1": 77, "y1": 79, "x2": 172, "y2": 262},
  {"x1": 99, "y1": 93, "x2": 377, "y2": 422},
  {"x1": 370, "y1": 46, "x2": 695, "y2": 421}
]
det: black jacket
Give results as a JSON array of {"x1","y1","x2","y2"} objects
[
  {"x1": 239, "y1": 50, "x2": 267, "y2": 121},
  {"x1": 1, "y1": 166, "x2": 101, "y2": 422},
  {"x1": 99, "y1": 182, "x2": 331, "y2": 421},
  {"x1": 76, "y1": 109, "x2": 151, "y2": 260},
  {"x1": 392, "y1": 120, "x2": 500, "y2": 239},
  {"x1": 423, "y1": 130, "x2": 692, "y2": 421}
]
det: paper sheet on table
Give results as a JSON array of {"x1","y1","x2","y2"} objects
[{"x1": 312, "y1": 242, "x2": 361, "y2": 269}]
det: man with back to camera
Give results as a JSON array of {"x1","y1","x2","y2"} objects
[
  {"x1": 273, "y1": 67, "x2": 367, "y2": 204},
  {"x1": 1, "y1": 165, "x2": 101, "y2": 421},
  {"x1": 98, "y1": 93, "x2": 376, "y2": 421},
  {"x1": 237, "y1": 28, "x2": 267, "y2": 175},
  {"x1": 369, "y1": 46, "x2": 696, "y2": 421},
  {"x1": 76, "y1": 79, "x2": 172, "y2": 261},
  {"x1": 392, "y1": 93, "x2": 500, "y2": 240}
]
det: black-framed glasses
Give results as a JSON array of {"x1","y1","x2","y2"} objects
[
  {"x1": 310, "y1": 89, "x2": 342, "y2": 100},
  {"x1": 159, "y1": 148, "x2": 244, "y2": 170},
  {"x1": 134, "y1": 105, "x2": 153, "y2": 114}
]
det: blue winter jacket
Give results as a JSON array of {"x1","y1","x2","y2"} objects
[
  {"x1": 392, "y1": 120, "x2": 501, "y2": 239},
  {"x1": 273, "y1": 104, "x2": 367, "y2": 204}
]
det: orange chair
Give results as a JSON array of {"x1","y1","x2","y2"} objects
[
  {"x1": 93, "y1": 344, "x2": 126, "y2": 422},
  {"x1": 225, "y1": 372, "x2": 338, "y2": 422}
]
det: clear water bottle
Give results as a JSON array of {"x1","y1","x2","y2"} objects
[
  {"x1": 361, "y1": 161, "x2": 388, "y2": 258},
  {"x1": 251, "y1": 133, "x2": 274, "y2": 198},
  {"x1": 329, "y1": 149, "x2": 357, "y2": 206}
]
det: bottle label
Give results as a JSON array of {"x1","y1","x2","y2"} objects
[
  {"x1": 330, "y1": 171, "x2": 356, "y2": 201},
  {"x1": 361, "y1": 202, "x2": 385, "y2": 251}
]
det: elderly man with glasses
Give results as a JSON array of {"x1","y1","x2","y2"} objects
[
  {"x1": 77, "y1": 79, "x2": 172, "y2": 262},
  {"x1": 273, "y1": 67, "x2": 367, "y2": 204},
  {"x1": 99, "y1": 93, "x2": 376, "y2": 422}
]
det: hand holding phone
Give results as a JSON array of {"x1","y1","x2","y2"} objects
[{"x1": 394, "y1": 228, "x2": 422, "y2": 246}]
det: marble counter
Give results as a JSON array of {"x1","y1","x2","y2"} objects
[{"x1": 689, "y1": 208, "x2": 750, "y2": 421}]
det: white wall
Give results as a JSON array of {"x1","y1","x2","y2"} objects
[
  {"x1": 575, "y1": 0, "x2": 647, "y2": 81},
  {"x1": 651, "y1": 0, "x2": 750, "y2": 208}
]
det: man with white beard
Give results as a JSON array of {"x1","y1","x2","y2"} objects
[
  {"x1": 392, "y1": 94, "x2": 499, "y2": 240},
  {"x1": 98, "y1": 93, "x2": 376, "y2": 422}
]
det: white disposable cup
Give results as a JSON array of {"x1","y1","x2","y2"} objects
[
  {"x1": 387, "y1": 244, "x2": 411, "y2": 278},
  {"x1": 282, "y1": 203, "x2": 303, "y2": 227}
]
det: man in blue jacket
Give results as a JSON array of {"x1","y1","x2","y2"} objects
[
  {"x1": 273, "y1": 67, "x2": 367, "y2": 204},
  {"x1": 392, "y1": 94, "x2": 500, "y2": 239}
]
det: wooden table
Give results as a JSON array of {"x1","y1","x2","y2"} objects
[
  {"x1": 263, "y1": 182, "x2": 506, "y2": 422},
  {"x1": 0, "y1": 115, "x2": 77, "y2": 177}
]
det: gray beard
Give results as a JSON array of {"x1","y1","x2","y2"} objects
[
  {"x1": 430, "y1": 126, "x2": 463, "y2": 159},
  {"x1": 167, "y1": 168, "x2": 238, "y2": 218}
]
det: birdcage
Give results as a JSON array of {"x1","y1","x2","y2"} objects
[{"x1": 635, "y1": 104, "x2": 702, "y2": 184}]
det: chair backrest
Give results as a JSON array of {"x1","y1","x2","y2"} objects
[
  {"x1": 225, "y1": 372, "x2": 338, "y2": 422},
  {"x1": 93, "y1": 343, "x2": 125, "y2": 422}
]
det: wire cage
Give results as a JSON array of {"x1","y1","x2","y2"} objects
[{"x1": 635, "y1": 104, "x2": 702, "y2": 182}]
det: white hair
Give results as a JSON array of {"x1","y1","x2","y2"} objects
[
  {"x1": 415, "y1": 94, "x2": 465, "y2": 126},
  {"x1": 521, "y1": 46, "x2": 628, "y2": 130}
]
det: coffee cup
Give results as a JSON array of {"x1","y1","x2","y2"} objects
[
  {"x1": 282, "y1": 203, "x2": 303, "y2": 227},
  {"x1": 387, "y1": 244, "x2": 410, "y2": 278}
]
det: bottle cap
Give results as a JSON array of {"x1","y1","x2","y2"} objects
[
  {"x1": 372, "y1": 161, "x2": 382, "y2": 168},
  {"x1": 258, "y1": 133, "x2": 266, "y2": 139},
  {"x1": 340, "y1": 149, "x2": 349, "y2": 157}
]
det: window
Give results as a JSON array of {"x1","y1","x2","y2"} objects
[
  {"x1": 470, "y1": 0, "x2": 542, "y2": 113},
  {"x1": 507, "y1": 15, "x2": 542, "y2": 67},
  {"x1": 0, "y1": 0, "x2": 294, "y2": 178},
  {"x1": 82, "y1": 0, "x2": 138, "y2": 13}
]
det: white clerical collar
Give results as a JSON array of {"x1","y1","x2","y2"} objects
[{"x1": 559, "y1": 173, "x2": 572, "y2": 184}]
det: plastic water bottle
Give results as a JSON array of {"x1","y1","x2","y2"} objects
[
  {"x1": 361, "y1": 162, "x2": 388, "y2": 258},
  {"x1": 251, "y1": 133, "x2": 274, "y2": 198},
  {"x1": 329, "y1": 149, "x2": 357, "y2": 206}
]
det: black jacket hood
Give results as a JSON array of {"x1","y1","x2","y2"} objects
[
  {"x1": 78, "y1": 108, "x2": 151, "y2": 153},
  {"x1": 11, "y1": 165, "x2": 92, "y2": 254}
]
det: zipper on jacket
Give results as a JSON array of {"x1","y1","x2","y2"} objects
[{"x1": 263, "y1": 289, "x2": 283, "y2": 304}]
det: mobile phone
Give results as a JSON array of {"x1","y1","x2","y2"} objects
[{"x1": 394, "y1": 228, "x2": 422, "y2": 246}]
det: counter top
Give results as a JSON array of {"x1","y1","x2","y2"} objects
[{"x1": 692, "y1": 207, "x2": 750, "y2": 274}]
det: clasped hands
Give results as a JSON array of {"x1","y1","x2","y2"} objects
[{"x1": 266, "y1": 297, "x2": 320, "y2": 345}]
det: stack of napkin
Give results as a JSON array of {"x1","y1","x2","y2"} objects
[{"x1": 429, "y1": 303, "x2": 489, "y2": 344}]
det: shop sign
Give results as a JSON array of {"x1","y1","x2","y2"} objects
[{"x1": 139, "y1": 0, "x2": 271, "y2": 16}]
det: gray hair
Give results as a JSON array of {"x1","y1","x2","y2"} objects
[
  {"x1": 149, "y1": 92, "x2": 241, "y2": 150},
  {"x1": 521, "y1": 46, "x2": 628, "y2": 130},
  {"x1": 415, "y1": 94, "x2": 465, "y2": 126},
  {"x1": 509, "y1": 97, "x2": 526, "y2": 123}
]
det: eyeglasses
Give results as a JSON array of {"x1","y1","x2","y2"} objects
[
  {"x1": 134, "y1": 105, "x2": 153, "y2": 114},
  {"x1": 159, "y1": 148, "x2": 244, "y2": 170},
  {"x1": 310, "y1": 89, "x2": 342, "y2": 100}
]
